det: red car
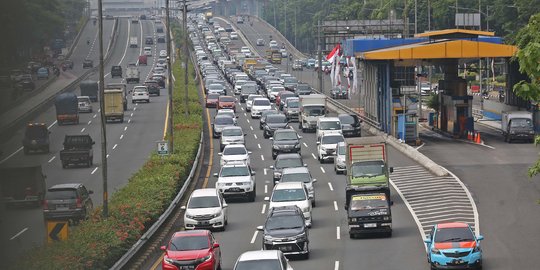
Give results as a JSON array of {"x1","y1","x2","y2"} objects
[
  {"x1": 217, "y1": 95, "x2": 236, "y2": 111},
  {"x1": 161, "y1": 230, "x2": 221, "y2": 270},
  {"x1": 206, "y1": 93, "x2": 220, "y2": 108}
]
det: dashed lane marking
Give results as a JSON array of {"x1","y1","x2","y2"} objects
[
  {"x1": 264, "y1": 185, "x2": 268, "y2": 194},
  {"x1": 260, "y1": 154, "x2": 264, "y2": 161},
  {"x1": 264, "y1": 168, "x2": 267, "y2": 175},
  {"x1": 254, "y1": 134, "x2": 257, "y2": 139},
  {"x1": 250, "y1": 231, "x2": 258, "y2": 244},
  {"x1": 320, "y1": 166, "x2": 326, "y2": 173},
  {"x1": 48, "y1": 156, "x2": 56, "y2": 163},
  {"x1": 91, "y1": 167, "x2": 98, "y2": 174},
  {"x1": 328, "y1": 182, "x2": 334, "y2": 191},
  {"x1": 335, "y1": 261, "x2": 340, "y2": 270},
  {"x1": 81, "y1": 128, "x2": 85, "y2": 132},
  {"x1": 303, "y1": 142, "x2": 308, "y2": 147},
  {"x1": 113, "y1": 144, "x2": 118, "y2": 150},
  {"x1": 311, "y1": 153, "x2": 317, "y2": 159},
  {"x1": 333, "y1": 201, "x2": 338, "y2": 211},
  {"x1": 120, "y1": 134, "x2": 124, "y2": 139},
  {"x1": 261, "y1": 204, "x2": 266, "y2": 214},
  {"x1": 258, "y1": 144, "x2": 261, "y2": 149},
  {"x1": 87, "y1": 120, "x2": 92, "y2": 125},
  {"x1": 336, "y1": 226, "x2": 340, "y2": 240}
]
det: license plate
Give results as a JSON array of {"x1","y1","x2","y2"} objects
[
  {"x1": 228, "y1": 188, "x2": 241, "y2": 192},
  {"x1": 198, "y1": 221, "x2": 209, "y2": 226},
  {"x1": 364, "y1": 223, "x2": 377, "y2": 228},
  {"x1": 279, "y1": 246, "x2": 292, "y2": 251},
  {"x1": 179, "y1": 266, "x2": 195, "y2": 270},
  {"x1": 349, "y1": 224, "x2": 360, "y2": 228}
]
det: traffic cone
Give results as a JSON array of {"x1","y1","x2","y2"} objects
[
  {"x1": 467, "y1": 131, "x2": 472, "y2": 141},
  {"x1": 476, "y1": 132, "x2": 482, "y2": 144}
]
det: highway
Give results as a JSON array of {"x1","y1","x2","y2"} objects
[{"x1": 0, "y1": 17, "x2": 170, "y2": 263}]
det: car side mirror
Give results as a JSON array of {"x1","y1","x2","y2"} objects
[
  {"x1": 160, "y1": 245, "x2": 166, "y2": 251},
  {"x1": 213, "y1": 243, "x2": 220, "y2": 249},
  {"x1": 256, "y1": 225, "x2": 264, "y2": 231},
  {"x1": 223, "y1": 203, "x2": 228, "y2": 208},
  {"x1": 304, "y1": 164, "x2": 307, "y2": 167},
  {"x1": 244, "y1": 133, "x2": 247, "y2": 136},
  {"x1": 264, "y1": 196, "x2": 270, "y2": 201},
  {"x1": 88, "y1": 190, "x2": 94, "y2": 194},
  {"x1": 389, "y1": 167, "x2": 394, "y2": 173},
  {"x1": 477, "y1": 235, "x2": 484, "y2": 241},
  {"x1": 424, "y1": 239, "x2": 432, "y2": 244},
  {"x1": 218, "y1": 153, "x2": 222, "y2": 156},
  {"x1": 312, "y1": 179, "x2": 317, "y2": 182},
  {"x1": 298, "y1": 136, "x2": 303, "y2": 139},
  {"x1": 269, "y1": 137, "x2": 273, "y2": 140},
  {"x1": 213, "y1": 173, "x2": 218, "y2": 177},
  {"x1": 316, "y1": 141, "x2": 320, "y2": 145},
  {"x1": 269, "y1": 165, "x2": 274, "y2": 169},
  {"x1": 180, "y1": 205, "x2": 186, "y2": 210},
  {"x1": 248, "y1": 151, "x2": 252, "y2": 155},
  {"x1": 251, "y1": 171, "x2": 256, "y2": 175}
]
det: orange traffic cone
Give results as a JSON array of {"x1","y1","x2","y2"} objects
[
  {"x1": 467, "y1": 131, "x2": 472, "y2": 141},
  {"x1": 475, "y1": 132, "x2": 482, "y2": 144}
]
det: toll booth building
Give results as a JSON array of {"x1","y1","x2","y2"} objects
[{"x1": 347, "y1": 29, "x2": 518, "y2": 141}]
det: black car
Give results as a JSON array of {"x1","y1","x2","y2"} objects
[
  {"x1": 271, "y1": 129, "x2": 302, "y2": 159},
  {"x1": 338, "y1": 113, "x2": 362, "y2": 137},
  {"x1": 331, "y1": 86, "x2": 348, "y2": 99},
  {"x1": 295, "y1": 83, "x2": 312, "y2": 95},
  {"x1": 18, "y1": 79, "x2": 35, "y2": 91},
  {"x1": 111, "y1": 65, "x2": 122, "y2": 78},
  {"x1": 263, "y1": 114, "x2": 289, "y2": 138},
  {"x1": 257, "y1": 205, "x2": 310, "y2": 259},
  {"x1": 157, "y1": 35, "x2": 166, "y2": 43},
  {"x1": 82, "y1": 59, "x2": 93, "y2": 69},
  {"x1": 156, "y1": 26, "x2": 164, "y2": 33},
  {"x1": 22, "y1": 123, "x2": 50, "y2": 154},
  {"x1": 144, "y1": 80, "x2": 160, "y2": 96},
  {"x1": 145, "y1": 36, "x2": 154, "y2": 45},
  {"x1": 260, "y1": 110, "x2": 279, "y2": 130},
  {"x1": 270, "y1": 153, "x2": 306, "y2": 183}
]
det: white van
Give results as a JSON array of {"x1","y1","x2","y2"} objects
[{"x1": 316, "y1": 117, "x2": 342, "y2": 138}]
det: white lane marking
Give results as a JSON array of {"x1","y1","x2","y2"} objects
[
  {"x1": 258, "y1": 144, "x2": 261, "y2": 149},
  {"x1": 241, "y1": 107, "x2": 244, "y2": 111},
  {"x1": 264, "y1": 185, "x2": 268, "y2": 194},
  {"x1": 320, "y1": 167, "x2": 326, "y2": 173},
  {"x1": 130, "y1": 113, "x2": 134, "y2": 117},
  {"x1": 98, "y1": 109, "x2": 101, "y2": 112},
  {"x1": 48, "y1": 156, "x2": 56, "y2": 163},
  {"x1": 254, "y1": 134, "x2": 257, "y2": 139},
  {"x1": 91, "y1": 167, "x2": 98, "y2": 174},
  {"x1": 250, "y1": 231, "x2": 258, "y2": 244},
  {"x1": 260, "y1": 154, "x2": 264, "y2": 161},
  {"x1": 335, "y1": 261, "x2": 340, "y2": 270},
  {"x1": 244, "y1": 113, "x2": 247, "y2": 117},
  {"x1": 336, "y1": 226, "x2": 341, "y2": 239},
  {"x1": 264, "y1": 168, "x2": 267, "y2": 175},
  {"x1": 334, "y1": 201, "x2": 338, "y2": 211},
  {"x1": 311, "y1": 153, "x2": 317, "y2": 159},
  {"x1": 328, "y1": 182, "x2": 334, "y2": 191},
  {"x1": 261, "y1": 204, "x2": 266, "y2": 214},
  {"x1": 48, "y1": 120, "x2": 57, "y2": 129},
  {"x1": 303, "y1": 142, "x2": 308, "y2": 147},
  {"x1": 250, "y1": 126, "x2": 253, "y2": 130},
  {"x1": 9, "y1": 227, "x2": 28, "y2": 241},
  {"x1": 120, "y1": 134, "x2": 124, "y2": 139},
  {"x1": 246, "y1": 119, "x2": 250, "y2": 123},
  {"x1": 116, "y1": 19, "x2": 132, "y2": 65},
  {"x1": 113, "y1": 144, "x2": 118, "y2": 150},
  {"x1": 124, "y1": 126, "x2": 128, "y2": 131},
  {"x1": 128, "y1": 119, "x2": 131, "y2": 123},
  {"x1": 0, "y1": 147, "x2": 23, "y2": 164},
  {"x1": 88, "y1": 120, "x2": 92, "y2": 125},
  {"x1": 93, "y1": 114, "x2": 97, "y2": 118},
  {"x1": 81, "y1": 128, "x2": 85, "y2": 132}
]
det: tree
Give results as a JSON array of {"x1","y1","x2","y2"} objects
[{"x1": 512, "y1": 13, "x2": 540, "y2": 177}]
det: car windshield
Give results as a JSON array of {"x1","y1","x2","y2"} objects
[
  {"x1": 321, "y1": 135, "x2": 344, "y2": 144},
  {"x1": 275, "y1": 158, "x2": 303, "y2": 168},
  {"x1": 188, "y1": 196, "x2": 220, "y2": 208},
  {"x1": 320, "y1": 121, "x2": 341, "y2": 130},
  {"x1": 169, "y1": 235, "x2": 209, "y2": 251},
  {"x1": 45, "y1": 189, "x2": 77, "y2": 200},
  {"x1": 510, "y1": 118, "x2": 533, "y2": 127},
  {"x1": 209, "y1": 84, "x2": 223, "y2": 90},
  {"x1": 133, "y1": 88, "x2": 147, "y2": 93},
  {"x1": 223, "y1": 147, "x2": 247, "y2": 155},
  {"x1": 220, "y1": 96, "x2": 234, "y2": 102},
  {"x1": 254, "y1": 99, "x2": 270, "y2": 106},
  {"x1": 281, "y1": 93, "x2": 295, "y2": 100},
  {"x1": 339, "y1": 115, "x2": 356, "y2": 125},
  {"x1": 208, "y1": 94, "x2": 220, "y2": 99},
  {"x1": 248, "y1": 95, "x2": 262, "y2": 101},
  {"x1": 78, "y1": 97, "x2": 90, "y2": 102},
  {"x1": 351, "y1": 161, "x2": 385, "y2": 178},
  {"x1": 337, "y1": 144, "x2": 346, "y2": 155},
  {"x1": 222, "y1": 129, "x2": 242, "y2": 136},
  {"x1": 305, "y1": 106, "x2": 325, "y2": 116},
  {"x1": 266, "y1": 115, "x2": 287, "y2": 123},
  {"x1": 215, "y1": 117, "x2": 234, "y2": 125},
  {"x1": 221, "y1": 166, "x2": 250, "y2": 177},
  {"x1": 297, "y1": 84, "x2": 310, "y2": 90},
  {"x1": 266, "y1": 214, "x2": 304, "y2": 230},
  {"x1": 25, "y1": 126, "x2": 48, "y2": 139},
  {"x1": 434, "y1": 227, "x2": 474, "y2": 243},
  {"x1": 287, "y1": 101, "x2": 299, "y2": 108},
  {"x1": 274, "y1": 131, "x2": 297, "y2": 140},
  {"x1": 349, "y1": 195, "x2": 388, "y2": 211},
  {"x1": 262, "y1": 110, "x2": 278, "y2": 117},
  {"x1": 281, "y1": 172, "x2": 310, "y2": 183},
  {"x1": 272, "y1": 188, "x2": 306, "y2": 202},
  {"x1": 284, "y1": 78, "x2": 297, "y2": 83},
  {"x1": 234, "y1": 260, "x2": 281, "y2": 270}
]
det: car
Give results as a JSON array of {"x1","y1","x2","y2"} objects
[
  {"x1": 217, "y1": 95, "x2": 236, "y2": 111},
  {"x1": 276, "y1": 91, "x2": 296, "y2": 111},
  {"x1": 111, "y1": 65, "x2": 122, "y2": 78},
  {"x1": 206, "y1": 93, "x2": 220, "y2": 108},
  {"x1": 214, "y1": 163, "x2": 256, "y2": 202},
  {"x1": 159, "y1": 49, "x2": 167, "y2": 58},
  {"x1": 279, "y1": 167, "x2": 316, "y2": 206},
  {"x1": 151, "y1": 75, "x2": 165, "y2": 88},
  {"x1": 144, "y1": 46, "x2": 152, "y2": 56},
  {"x1": 250, "y1": 98, "x2": 272, "y2": 118},
  {"x1": 145, "y1": 36, "x2": 153, "y2": 45},
  {"x1": 43, "y1": 183, "x2": 94, "y2": 221},
  {"x1": 270, "y1": 129, "x2": 302, "y2": 159},
  {"x1": 157, "y1": 35, "x2": 166, "y2": 43},
  {"x1": 295, "y1": 83, "x2": 312, "y2": 95},
  {"x1": 63, "y1": 60, "x2": 74, "y2": 70},
  {"x1": 230, "y1": 32, "x2": 238, "y2": 40},
  {"x1": 17, "y1": 78, "x2": 35, "y2": 91},
  {"x1": 269, "y1": 40, "x2": 278, "y2": 47},
  {"x1": 256, "y1": 38, "x2": 265, "y2": 46},
  {"x1": 157, "y1": 26, "x2": 164, "y2": 33},
  {"x1": 283, "y1": 97, "x2": 300, "y2": 122},
  {"x1": 161, "y1": 230, "x2": 222, "y2": 270},
  {"x1": 260, "y1": 110, "x2": 279, "y2": 130},
  {"x1": 236, "y1": 16, "x2": 244, "y2": 23},
  {"x1": 208, "y1": 83, "x2": 226, "y2": 95},
  {"x1": 131, "y1": 86, "x2": 150, "y2": 103},
  {"x1": 219, "y1": 144, "x2": 251, "y2": 167},
  {"x1": 257, "y1": 205, "x2": 310, "y2": 259},
  {"x1": 212, "y1": 114, "x2": 236, "y2": 138},
  {"x1": 425, "y1": 222, "x2": 484, "y2": 270},
  {"x1": 338, "y1": 113, "x2": 362, "y2": 137},
  {"x1": 316, "y1": 117, "x2": 342, "y2": 139},
  {"x1": 292, "y1": 60, "x2": 303, "y2": 71},
  {"x1": 233, "y1": 250, "x2": 293, "y2": 270},
  {"x1": 266, "y1": 182, "x2": 312, "y2": 227},
  {"x1": 77, "y1": 96, "x2": 93, "y2": 112},
  {"x1": 36, "y1": 67, "x2": 49, "y2": 79},
  {"x1": 220, "y1": 126, "x2": 245, "y2": 151},
  {"x1": 317, "y1": 134, "x2": 344, "y2": 163},
  {"x1": 181, "y1": 188, "x2": 228, "y2": 231},
  {"x1": 216, "y1": 109, "x2": 238, "y2": 125},
  {"x1": 263, "y1": 114, "x2": 289, "y2": 139},
  {"x1": 82, "y1": 59, "x2": 93, "y2": 68},
  {"x1": 268, "y1": 86, "x2": 285, "y2": 102},
  {"x1": 270, "y1": 153, "x2": 306, "y2": 183},
  {"x1": 144, "y1": 80, "x2": 160, "y2": 96},
  {"x1": 246, "y1": 94, "x2": 263, "y2": 112},
  {"x1": 22, "y1": 123, "x2": 50, "y2": 154},
  {"x1": 331, "y1": 86, "x2": 348, "y2": 99},
  {"x1": 334, "y1": 142, "x2": 346, "y2": 174},
  {"x1": 138, "y1": 55, "x2": 148, "y2": 65}
]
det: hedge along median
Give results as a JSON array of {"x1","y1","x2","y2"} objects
[{"x1": 15, "y1": 29, "x2": 202, "y2": 270}]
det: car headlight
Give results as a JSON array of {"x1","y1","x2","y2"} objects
[
  {"x1": 295, "y1": 232, "x2": 307, "y2": 241},
  {"x1": 510, "y1": 130, "x2": 516, "y2": 134},
  {"x1": 274, "y1": 172, "x2": 281, "y2": 177},
  {"x1": 349, "y1": 217, "x2": 357, "y2": 222},
  {"x1": 302, "y1": 206, "x2": 310, "y2": 213},
  {"x1": 383, "y1": 216, "x2": 390, "y2": 221},
  {"x1": 201, "y1": 254, "x2": 212, "y2": 262},
  {"x1": 185, "y1": 214, "x2": 195, "y2": 219},
  {"x1": 273, "y1": 144, "x2": 280, "y2": 149},
  {"x1": 430, "y1": 248, "x2": 441, "y2": 255},
  {"x1": 529, "y1": 130, "x2": 535, "y2": 134},
  {"x1": 320, "y1": 146, "x2": 327, "y2": 152},
  {"x1": 295, "y1": 143, "x2": 301, "y2": 148},
  {"x1": 164, "y1": 256, "x2": 174, "y2": 264}
]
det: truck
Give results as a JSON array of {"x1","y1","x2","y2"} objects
[
  {"x1": 242, "y1": 58, "x2": 258, "y2": 72},
  {"x1": 80, "y1": 80, "x2": 99, "y2": 102},
  {"x1": 501, "y1": 111, "x2": 535, "y2": 143},
  {"x1": 55, "y1": 92, "x2": 79, "y2": 125},
  {"x1": 0, "y1": 166, "x2": 46, "y2": 207},
  {"x1": 104, "y1": 90, "x2": 125, "y2": 123},
  {"x1": 129, "y1": 37, "x2": 138, "y2": 48},
  {"x1": 22, "y1": 123, "x2": 50, "y2": 154},
  {"x1": 125, "y1": 66, "x2": 140, "y2": 84},
  {"x1": 60, "y1": 135, "x2": 95, "y2": 168},
  {"x1": 106, "y1": 83, "x2": 128, "y2": 110},
  {"x1": 299, "y1": 94, "x2": 327, "y2": 132},
  {"x1": 266, "y1": 49, "x2": 282, "y2": 64},
  {"x1": 345, "y1": 191, "x2": 392, "y2": 238}
]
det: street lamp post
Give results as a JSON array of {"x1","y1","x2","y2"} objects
[
  {"x1": 165, "y1": 0, "x2": 174, "y2": 154},
  {"x1": 317, "y1": 20, "x2": 323, "y2": 94},
  {"x1": 97, "y1": 0, "x2": 108, "y2": 218}
]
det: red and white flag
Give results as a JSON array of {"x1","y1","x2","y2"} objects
[{"x1": 326, "y1": 44, "x2": 341, "y2": 63}]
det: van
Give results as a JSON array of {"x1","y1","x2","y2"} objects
[{"x1": 316, "y1": 117, "x2": 342, "y2": 138}]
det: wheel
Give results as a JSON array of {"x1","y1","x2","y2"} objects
[
  {"x1": 349, "y1": 233, "x2": 356, "y2": 239},
  {"x1": 132, "y1": 101, "x2": 135, "y2": 104},
  {"x1": 311, "y1": 199, "x2": 316, "y2": 207},
  {"x1": 302, "y1": 248, "x2": 310, "y2": 260},
  {"x1": 147, "y1": 99, "x2": 150, "y2": 103},
  {"x1": 263, "y1": 133, "x2": 268, "y2": 139},
  {"x1": 272, "y1": 153, "x2": 276, "y2": 160},
  {"x1": 318, "y1": 155, "x2": 324, "y2": 164}
]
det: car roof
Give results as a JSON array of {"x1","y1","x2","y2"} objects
[
  {"x1": 48, "y1": 183, "x2": 82, "y2": 190},
  {"x1": 274, "y1": 181, "x2": 305, "y2": 190},
  {"x1": 281, "y1": 167, "x2": 309, "y2": 174},
  {"x1": 276, "y1": 153, "x2": 301, "y2": 159},
  {"x1": 319, "y1": 117, "x2": 340, "y2": 122},
  {"x1": 172, "y1": 229, "x2": 210, "y2": 238},
  {"x1": 437, "y1": 222, "x2": 470, "y2": 229},
  {"x1": 237, "y1": 250, "x2": 280, "y2": 261},
  {"x1": 191, "y1": 188, "x2": 219, "y2": 197},
  {"x1": 223, "y1": 144, "x2": 246, "y2": 149}
]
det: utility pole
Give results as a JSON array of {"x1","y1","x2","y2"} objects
[
  {"x1": 317, "y1": 20, "x2": 323, "y2": 94},
  {"x1": 97, "y1": 0, "x2": 108, "y2": 218},
  {"x1": 428, "y1": 0, "x2": 431, "y2": 31},
  {"x1": 183, "y1": 0, "x2": 189, "y2": 118},
  {"x1": 414, "y1": 0, "x2": 418, "y2": 34},
  {"x1": 166, "y1": 0, "x2": 174, "y2": 154}
]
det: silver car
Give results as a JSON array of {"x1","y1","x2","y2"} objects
[
  {"x1": 334, "y1": 142, "x2": 346, "y2": 174},
  {"x1": 279, "y1": 167, "x2": 317, "y2": 207},
  {"x1": 77, "y1": 96, "x2": 93, "y2": 113},
  {"x1": 220, "y1": 126, "x2": 246, "y2": 151},
  {"x1": 212, "y1": 114, "x2": 236, "y2": 138}
]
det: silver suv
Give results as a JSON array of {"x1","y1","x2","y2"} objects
[{"x1": 43, "y1": 183, "x2": 93, "y2": 222}]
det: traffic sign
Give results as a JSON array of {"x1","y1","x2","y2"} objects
[
  {"x1": 157, "y1": 141, "x2": 169, "y2": 155},
  {"x1": 47, "y1": 221, "x2": 68, "y2": 243}
]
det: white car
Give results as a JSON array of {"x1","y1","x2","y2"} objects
[
  {"x1": 279, "y1": 167, "x2": 317, "y2": 206},
  {"x1": 250, "y1": 98, "x2": 272, "y2": 118},
  {"x1": 214, "y1": 163, "x2": 256, "y2": 202},
  {"x1": 220, "y1": 126, "x2": 245, "y2": 151},
  {"x1": 219, "y1": 144, "x2": 251, "y2": 167},
  {"x1": 269, "y1": 40, "x2": 278, "y2": 47},
  {"x1": 317, "y1": 133, "x2": 344, "y2": 163},
  {"x1": 131, "y1": 86, "x2": 150, "y2": 103},
  {"x1": 181, "y1": 188, "x2": 228, "y2": 230},
  {"x1": 230, "y1": 32, "x2": 238, "y2": 40},
  {"x1": 159, "y1": 49, "x2": 167, "y2": 58},
  {"x1": 316, "y1": 117, "x2": 342, "y2": 138},
  {"x1": 268, "y1": 86, "x2": 285, "y2": 101},
  {"x1": 334, "y1": 142, "x2": 346, "y2": 174},
  {"x1": 216, "y1": 109, "x2": 238, "y2": 124},
  {"x1": 144, "y1": 46, "x2": 152, "y2": 56},
  {"x1": 246, "y1": 94, "x2": 263, "y2": 112},
  {"x1": 240, "y1": 46, "x2": 251, "y2": 57},
  {"x1": 77, "y1": 96, "x2": 93, "y2": 113},
  {"x1": 233, "y1": 250, "x2": 293, "y2": 270},
  {"x1": 266, "y1": 182, "x2": 312, "y2": 227},
  {"x1": 234, "y1": 80, "x2": 248, "y2": 95}
]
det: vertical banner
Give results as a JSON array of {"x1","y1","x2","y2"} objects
[{"x1": 352, "y1": 56, "x2": 358, "y2": 96}]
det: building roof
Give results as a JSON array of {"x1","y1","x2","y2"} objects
[{"x1": 414, "y1": 28, "x2": 495, "y2": 39}]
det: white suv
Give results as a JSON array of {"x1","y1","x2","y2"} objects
[
  {"x1": 279, "y1": 167, "x2": 317, "y2": 207},
  {"x1": 266, "y1": 182, "x2": 312, "y2": 227},
  {"x1": 317, "y1": 133, "x2": 344, "y2": 164},
  {"x1": 316, "y1": 117, "x2": 342, "y2": 138},
  {"x1": 250, "y1": 98, "x2": 272, "y2": 118},
  {"x1": 246, "y1": 94, "x2": 263, "y2": 112},
  {"x1": 219, "y1": 144, "x2": 251, "y2": 167},
  {"x1": 214, "y1": 163, "x2": 256, "y2": 202},
  {"x1": 181, "y1": 188, "x2": 228, "y2": 231},
  {"x1": 220, "y1": 126, "x2": 245, "y2": 151},
  {"x1": 233, "y1": 250, "x2": 293, "y2": 270},
  {"x1": 131, "y1": 86, "x2": 150, "y2": 103}
]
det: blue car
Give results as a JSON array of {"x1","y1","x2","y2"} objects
[
  {"x1": 424, "y1": 222, "x2": 484, "y2": 269},
  {"x1": 36, "y1": 67, "x2": 49, "y2": 79}
]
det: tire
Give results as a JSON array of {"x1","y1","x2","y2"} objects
[
  {"x1": 263, "y1": 133, "x2": 268, "y2": 139},
  {"x1": 302, "y1": 249, "x2": 310, "y2": 260},
  {"x1": 147, "y1": 99, "x2": 150, "y2": 103},
  {"x1": 272, "y1": 153, "x2": 276, "y2": 160},
  {"x1": 312, "y1": 199, "x2": 316, "y2": 207}
]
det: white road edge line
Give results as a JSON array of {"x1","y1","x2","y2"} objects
[
  {"x1": 250, "y1": 231, "x2": 258, "y2": 244},
  {"x1": 91, "y1": 167, "x2": 98, "y2": 174},
  {"x1": 9, "y1": 227, "x2": 28, "y2": 241},
  {"x1": 0, "y1": 147, "x2": 23, "y2": 164},
  {"x1": 328, "y1": 182, "x2": 334, "y2": 191},
  {"x1": 336, "y1": 226, "x2": 341, "y2": 240},
  {"x1": 48, "y1": 156, "x2": 56, "y2": 163},
  {"x1": 113, "y1": 144, "x2": 118, "y2": 150},
  {"x1": 261, "y1": 204, "x2": 266, "y2": 214}
]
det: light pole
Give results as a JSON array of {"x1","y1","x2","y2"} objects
[
  {"x1": 182, "y1": 0, "x2": 189, "y2": 119},
  {"x1": 317, "y1": 19, "x2": 323, "y2": 94},
  {"x1": 97, "y1": 0, "x2": 108, "y2": 218},
  {"x1": 165, "y1": 0, "x2": 174, "y2": 154}
]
